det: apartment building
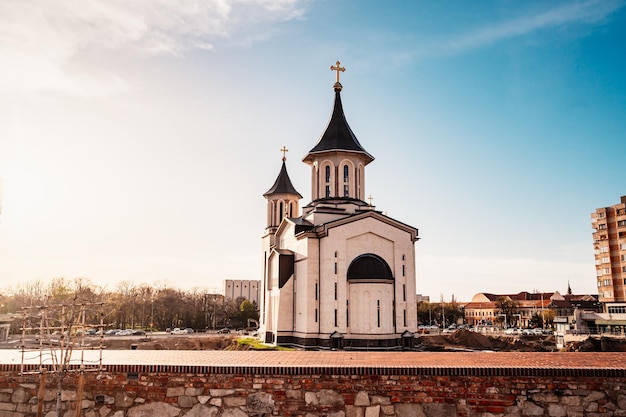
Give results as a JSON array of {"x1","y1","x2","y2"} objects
[
  {"x1": 591, "y1": 196, "x2": 626, "y2": 307},
  {"x1": 223, "y1": 280, "x2": 260, "y2": 305}
]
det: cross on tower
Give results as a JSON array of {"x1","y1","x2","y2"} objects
[
  {"x1": 330, "y1": 61, "x2": 345, "y2": 83},
  {"x1": 367, "y1": 195, "x2": 374, "y2": 207},
  {"x1": 280, "y1": 146, "x2": 289, "y2": 161}
]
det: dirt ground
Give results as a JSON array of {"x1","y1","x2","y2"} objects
[
  {"x1": 100, "y1": 335, "x2": 236, "y2": 350},
  {"x1": 93, "y1": 329, "x2": 556, "y2": 352},
  {"x1": 416, "y1": 329, "x2": 556, "y2": 352}
]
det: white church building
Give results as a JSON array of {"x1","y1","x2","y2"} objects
[{"x1": 259, "y1": 63, "x2": 420, "y2": 349}]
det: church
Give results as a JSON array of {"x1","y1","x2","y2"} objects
[{"x1": 259, "y1": 62, "x2": 420, "y2": 349}]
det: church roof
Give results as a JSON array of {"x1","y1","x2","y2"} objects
[
  {"x1": 303, "y1": 85, "x2": 374, "y2": 164},
  {"x1": 263, "y1": 160, "x2": 302, "y2": 198}
]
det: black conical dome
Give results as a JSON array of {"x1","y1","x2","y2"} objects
[
  {"x1": 263, "y1": 161, "x2": 302, "y2": 198},
  {"x1": 304, "y1": 88, "x2": 373, "y2": 164}
]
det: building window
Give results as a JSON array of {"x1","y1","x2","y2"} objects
[
  {"x1": 402, "y1": 265, "x2": 405, "y2": 276},
  {"x1": 343, "y1": 184, "x2": 349, "y2": 197},
  {"x1": 334, "y1": 309, "x2": 338, "y2": 327},
  {"x1": 599, "y1": 224, "x2": 607, "y2": 230},
  {"x1": 608, "y1": 306, "x2": 626, "y2": 314},
  {"x1": 315, "y1": 283, "x2": 318, "y2": 301},
  {"x1": 279, "y1": 202, "x2": 284, "y2": 222},
  {"x1": 334, "y1": 282, "x2": 337, "y2": 300},
  {"x1": 346, "y1": 300, "x2": 349, "y2": 326},
  {"x1": 325, "y1": 165, "x2": 331, "y2": 183},
  {"x1": 621, "y1": 243, "x2": 626, "y2": 250},
  {"x1": 325, "y1": 185, "x2": 331, "y2": 198},
  {"x1": 403, "y1": 309, "x2": 407, "y2": 327},
  {"x1": 602, "y1": 246, "x2": 610, "y2": 253},
  {"x1": 315, "y1": 308, "x2": 318, "y2": 322},
  {"x1": 618, "y1": 220, "x2": 626, "y2": 227},
  {"x1": 403, "y1": 284, "x2": 406, "y2": 301},
  {"x1": 334, "y1": 262, "x2": 337, "y2": 274},
  {"x1": 343, "y1": 165, "x2": 349, "y2": 182},
  {"x1": 602, "y1": 257, "x2": 610, "y2": 264},
  {"x1": 377, "y1": 300, "x2": 381, "y2": 327}
]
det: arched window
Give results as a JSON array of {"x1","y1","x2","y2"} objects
[
  {"x1": 343, "y1": 165, "x2": 349, "y2": 182},
  {"x1": 279, "y1": 202, "x2": 284, "y2": 222},
  {"x1": 325, "y1": 165, "x2": 331, "y2": 183},
  {"x1": 347, "y1": 254, "x2": 394, "y2": 280}
]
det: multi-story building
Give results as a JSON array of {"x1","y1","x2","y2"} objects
[
  {"x1": 223, "y1": 280, "x2": 260, "y2": 305},
  {"x1": 591, "y1": 196, "x2": 626, "y2": 306}
]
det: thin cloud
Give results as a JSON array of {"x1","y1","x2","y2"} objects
[
  {"x1": 0, "y1": 0, "x2": 308, "y2": 96},
  {"x1": 443, "y1": 0, "x2": 624, "y2": 53}
]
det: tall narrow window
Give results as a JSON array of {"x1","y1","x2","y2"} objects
[
  {"x1": 325, "y1": 165, "x2": 331, "y2": 182},
  {"x1": 315, "y1": 308, "x2": 318, "y2": 323},
  {"x1": 279, "y1": 202, "x2": 284, "y2": 222},
  {"x1": 315, "y1": 283, "x2": 318, "y2": 301},
  {"x1": 334, "y1": 262, "x2": 337, "y2": 274},
  {"x1": 334, "y1": 309, "x2": 338, "y2": 327},
  {"x1": 334, "y1": 282, "x2": 337, "y2": 300},
  {"x1": 403, "y1": 309, "x2": 407, "y2": 327},
  {"x1": 325, "y1": 185, "x2": 331, "y2": 198},
  {"x1": 343, "y1": 165, "x2": 349, "y2": 182},
  {"x1": 377, "y1": 300, "x2": 381, "y2": 327},
  {"x1": 346, "y1": 300, "x2": 349, "y2": 326},
  {"x1": 403, "y1": 284, "x2": 406, "y2": 301},
  {"x1": 343, "y1": 184, "x2": 349, "y2": 197}
]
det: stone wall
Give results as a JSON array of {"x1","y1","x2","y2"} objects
[{"x1": 0, "y1": 364, "x2": 625, "y2": 417}]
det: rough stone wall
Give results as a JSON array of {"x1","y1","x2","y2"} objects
[{"x1": 0, "y1": 370, "x2": 625, "y2": 417}]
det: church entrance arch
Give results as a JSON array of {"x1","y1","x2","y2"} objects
[{"x1": 347, "y1": 254, "x2": 394, "y2": 334}]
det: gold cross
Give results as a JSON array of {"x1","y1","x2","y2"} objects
[
  {"x1": 280, "y1": 146, "x2": 288, "y2": 161},
  {"x1": 330, "y1": 61, "x2": 345, "y2": 83},
  {"x1": 367, "y1": 195, "x2": 373, "y2": 206}
]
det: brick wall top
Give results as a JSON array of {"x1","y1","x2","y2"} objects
[{"x1": 2, "y1": 350, "x2": 625, "y2": 378}]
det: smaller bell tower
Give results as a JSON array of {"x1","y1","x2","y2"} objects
[{"x1": 263, "y1": 147, "x2": 302, "y2": 235}]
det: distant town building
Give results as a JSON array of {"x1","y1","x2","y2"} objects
[
  {"x1": 591, "y1": 196, "x2": 626, "y2": 306},
  {"x1": 464, "y1": 291, "x2": 598, "y2": 328},
  {"x1": 223, "y1": 280, "x2": 260, "y2": 305},
  {"x1": 416, "y1": 294, "x2": 430, "y2": 303},
  {"x1": 259, "y1": 63, "x2": 419, "y2": 349}
]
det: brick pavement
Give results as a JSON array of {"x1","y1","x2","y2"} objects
[{"x1": 1, "y1": 349, "x2": 625, "y2": 370}]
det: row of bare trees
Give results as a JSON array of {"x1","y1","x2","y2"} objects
[{"x1": 0, "y1": 277, "x2": 259, "y2": 333}]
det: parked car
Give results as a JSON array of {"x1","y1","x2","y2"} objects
[
  {"x1": 217, "y1": 328, "x2": 231, "y2": 334},
  {"x1": 170, "y1": 328, "x2": 186, "y2": 335}
]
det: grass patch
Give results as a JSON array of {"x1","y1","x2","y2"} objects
[{"x1": 236, "y1": 337, "x2": 294, "y2": 351}]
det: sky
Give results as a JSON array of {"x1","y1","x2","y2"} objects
[{"x1": 0, "y1": 0, "x2": 625, "y2": 302}]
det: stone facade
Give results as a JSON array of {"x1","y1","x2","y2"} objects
[{"x1": 1, "y1": 364, "x2": 625, "y2": 417}]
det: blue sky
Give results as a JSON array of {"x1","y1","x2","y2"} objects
[{"x1": 0, "y1": 0, "x2": 625, "y2": 301}]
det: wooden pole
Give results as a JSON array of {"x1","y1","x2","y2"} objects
[
  {"x1": 74, "y1": 372, "x2": 84, "y2": 417},
  {"x1": 37, "y1": 370, "x2": 46, "y2": 417}
]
